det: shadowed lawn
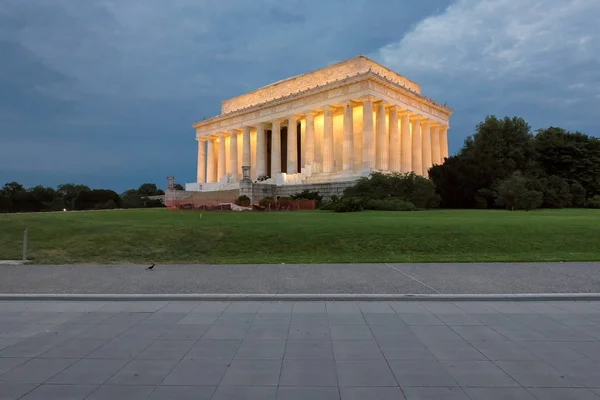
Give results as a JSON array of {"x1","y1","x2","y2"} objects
[{"x1": 1, "y1": 208, "x2": 599, "y2": 264}]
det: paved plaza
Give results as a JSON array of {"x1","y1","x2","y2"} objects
[
  {"x1": 0, "y1": 300, "x2": 600, "y2": 399},
  {"x1": 2, "y1": 262, "x2": 600, "y2": 294}
]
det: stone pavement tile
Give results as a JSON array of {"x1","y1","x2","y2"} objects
[
  {"x1": 0, "y1": 383, "x2": 37, "y2": 400},
  {"x1": 290, "y1": 313, "x2": 329, "y2": 327},
  {"x1": 48, "y1": 358, "x2": 128, "y2": 385},
  {"x1": 388, "y1": 360, "x2": 458, "y2": 387},
  {"x1": 285, "y1": 341, "x2": 333, "y2": 359},
  {"x1": 424, "y1": 341, "x2": 487, "y2": 361},
  {"x1": 536, "y1": 326, "x2": 596, "y2": 342},
  {"x1": 336, "y1": 360, "x2": 397, "y2": 386},
  {"x1": 212, "y1": 385, "x2": 277, "y2": 400},
  {"x1": 252, "y1": 314, "x2": 291, "y2": 326},
  {"x1": 369, "y1": 326, "x2": 420, "y2": 345},
  {"x1": 0, "y1": 339, "x2": 21, "y2": 352},
  {"x1": 442, "y1": 361, "x2": 519, "y2": 387},
  {"x1": 340, "y1": 387, "x2": 404, "y2": 400},
  {"x1": 76, "y1": 324, "x2": 129, "y2": 339},
  {"x1": 330, "y1": 326, "x2": 373, "y2": 340},
  {"x1": 135, "y1": 339, "x2": 195, "y2": 360},
  {"x1": 402, "y1": 387, "x2": 468, "y2": 400},
  {"x1": 214, "y1": 313, "x2": 256, "y2": 327},
  {"x1": 137, "y1": 312, "x2": 186, "y2": 326},
  {"x1": 148, "y1": 385, "x2": 215, "y2": 400},
  {"x1": 87, "y1": 336, "x2": 155, "y2": 359},
  {"x1": 0, "y1": 357, "x2": 30, "y2": 376},
  {"x1": 363, "y1": 313, "x2": 406, "y2": 327},
  {"x1": 547, "y1": 360, "x2": 600, "y2": 387},
  {"x1": 473, "y1": 313, "x2": 520, "y2": 326},
  {"x1": 495, "y1": 361, "x2": 579, "y2": 388},
  {"x1": 258, "y1": 302, "x2": 293, "y2": 314},
  {"x1": 190, "y1": 301, "x2": 230, "y2": 313},
  {"x1": 220, "y1": 359, "x2": 281, "y2": 386},
  {"x1": 327, "y1": 314, "x2": 367, "y2": 326},
  {"x1": 279, "y1": 360, "x2": 338, "y2": 387},
  {"x1": 435, "y1": 313, "x2": 483, "y2": 326},
  {"x1": 288, "y1": 325, "x2": 330, "y2": 341},
  {"x1": 379, "y1": 341, "x2": 436, "y2": 360},
  {"x1": 397, "y1": 313, "x2": 444, "y2": 326},
  {"x1": 293, "y1": 302, "x2": 327, "y2": 314},
  {"x1": 0, "y1": 335, "x2": 67, "y2": 358},
  {"x1": 203, "y1": 325, "x2": 250, "y2": 340},
  {"x1": 224, "y1": 302, "x2": 262, "y2": 313},
  {"x1": 177, "y1": 313, "x2": 220, "y2": 325},
  {"x1": 469, "y1": 341, "x2": 538, "y2": 361},
  {"x1": 463, "y1": 387, "x2": 537, "y2": 400},
  {"x1": 38, "y1": 338, "x2": 108, "y2": 359},
  {"x1": 332, "y1": 341, "x2": 383, "y2": 360},
  {"x1": 453, "y1": 301, "x2": 499, "y2": 314},
  {"x1": 19, "y1": 384, "x2": 97, "y2": 400},
  {"x1": 524, "y1": 342, "x2": 591, "y2": 363},
  {"x1": 547, "y1": 313, "x2": 600, "y2": 327},
  {"x1": 83, "y1": 385, "x2": 156, "y2": 400},
  {"x1": 277, "y1": 386, "x2": 340, "y2": 400},
  {"x1": 102, "y1": 312, "x2": 151, "y2": 326},
  {"x1": 235, "y1": 340, "x2": 285, "y2": 359},
  {"x1": 155, "y1": 301, "x2": 201, "y2": 313},
  {"x1": 358, "y1": 302, "x2": 395, "y2": 314},
  {"x1": 246, "y1": 325, "x2": 289, "y2": 340},
  {"x1": 67, "y1": 312, "x2": 115, "y2": 325},
  {"x1": 0, "y1": 358, "x2": 75, "y2": 383},
  {"x1": 567, "y1": 342, "x2": 600, "y2": 362},
  {"x1": 451, "y1": 326, "x2": 509, "y2": 342},
  {"x1": 488, "y1": 325, "x2": 548, "y2": 342},
  {"x1": 107, "y1": 359, "x2": 178, "y2": 385},
  {"x1": 185, "y1": 340, "x2": 240, "y2": 360},
  {"x1": 389, "y1": 302, "x2": 429, "y2": 314},
  {"x1": 326, "y1": 302, "x2": 362, "y2": 314},
  {"x1": 162, "y1": 359, "x2": 229, "y2": 385},
  {"x1": 527, "y1": 388, "x2": 600, "y2": 400},
  {"x1": 159, "y1": 324, "x2": 209, "y2": 340},
  {"x1": 421, "y1": 302, "x2": 463, "y2": 314},
  {"x1": 572, "y1": 325, "x2": 600, "y2": 340},
  {"x1": 410, "y1": 326, "x2": 464, "y2": 343}
]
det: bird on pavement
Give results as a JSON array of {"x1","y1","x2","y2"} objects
[{"x1": 146, "y1": 264, "x2": 155, "y2": 270}]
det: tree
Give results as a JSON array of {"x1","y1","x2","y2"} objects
[
  {"x1": 495, "y1": 172, "x2": 543, "y2": 211},
  {"x1": 430, "y1": 116, "x2": 536, "y2": 208},
  {"x1": 137, "y1": 183, "x2": 164, "y2": 196},
  {"x1": 74, "y1": 189, "x2": 121, "y2": 210},
  {"x1": 542, "y1": 176, "x2": 572, "y2": 208},
  {"x1": 571, "y1": 183, "x2": 586, "y2": 208},
  {"x1": 57, "y1": 183, "x2": 91, "y2": 210}
]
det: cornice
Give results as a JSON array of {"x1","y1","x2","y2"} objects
[{"x1": 193, "y1": 71, "x2": 452, "y2": 129}]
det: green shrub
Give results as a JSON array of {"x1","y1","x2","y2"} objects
[
  {"x1": 334, "y1": 197, "x2": 364, "y2": 213},
  {"x1": 519, "y1": 190, "x2": 544, "y2": 211},
  {"x1": 291, "y1": 189, "x2": 323, "y2": 207},
  {"x1": 258, "y1": 196, "x2": 275, "y2": 207},
  {"x1": 95, "y1": 199, "x2": 118, "y2": 210},
  {"x1": 571, "y1": 183, "x2": 586, "y2": 208},
  {"x1": 585, "y1": 195, "x2": 600, "y2": 208},
  {"x1": 366, "y1": 198, "x2": 416, "y2": 211},
  {"x1": 235, "y1": 195, "x2": 251, "y2": 207}
]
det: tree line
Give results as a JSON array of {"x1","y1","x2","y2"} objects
[
  {"x1": 0, "y1": 182, "x2": 181, "y2": 213},
  {"x1": 429, "y1": 116, "x2": 600, "y2": 210}
]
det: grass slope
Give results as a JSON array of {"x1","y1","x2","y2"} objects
[{"x1": 1, "y1": 209, "x2": 599, "y2": 264}]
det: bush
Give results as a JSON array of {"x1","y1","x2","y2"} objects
[
  {"x1": 543, "y1": 175, "x2": 572, "y2": 208},
  {"x1": 333, "y1": 197, "x2": 364, "y2": 213},
  {"x1": 291, "y1": 190, "x2": 323, "y2": 207},
  {"x1": 235, "y1": 195, "x2": 251, "y2": 207},
  {"x1": 95, "y1": 199, "x2": 118, "y2": 210},
  {"x1": 343, "y1": 172, "x2": 439, "y2": 209},
  {"x1": 519, "y1": 190, "x2": 544, "y2": 211},
  {"x1": 366, "y1": 198, "x2": 416, "y2": 211},
  {"x1": 474, "y1": 188, "x2": 497, "y2": 209},
  {"x1": 258, "y1": 196, "x2": 275, "y2": 207},
  {"x1": 256, "y1": 175, "x2": 270, "y2": 182},
  {"x1": 585, "y1": 195, "x2": 600, "y2": 208}
]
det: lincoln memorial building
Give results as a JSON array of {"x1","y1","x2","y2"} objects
[{"x1": 186, "y1": 56, "x2": 452, "y2": 194}]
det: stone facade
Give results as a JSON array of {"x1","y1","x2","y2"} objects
[{"x1": 188, "y1": 55, "x2": 452, "y2": 193}]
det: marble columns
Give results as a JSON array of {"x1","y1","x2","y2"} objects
[
  {"x1": 229, "y1": 131, "x2": 238, "y2": 180},
  {"x1": 322, "y1": 106, "x2": 334, "y2": 173},
  {"x1": 421, "y1": 120, "x2": 432, "y2": 176},
  {"x1": 361, "y1": 98, "x2": 375, "y2": 170},
  {"x1": 376, "y1": 102, "x2": 388, "y2": 171},
  {"x1": 287, "y1": 116, "x2": 298, "y2": 174},
  {"x1": 197, "y1": 139, "x2": 206, "y2": 183},
  {"x1": 218, "y1": 133, "x2": 226, "y2": 180},
  {"x1": 400, "y1": 112, "x2": 411, "y2": 174},
  {"x1": 304, "y1": 112, "x2": 315, "y2": 168},
  {"x1": 206, "y1": 138, "x2": 216, "y2": 183},
  {"x1": 343, "y1": 103, "x2": 354, "y2": 171},
  {"x1": 440, "y1": 126, "x2": 449, "y2": 162},
  {"x1": 431, "y1": 126, "x2": 441, "y2": 166},
  {"x1": 256, "y1": 124, "x2": 266, "y2": 177},
  {"x1": 388, "y1": 107, "x2": 400, "y2": 172},
  {"x1": 271, "y1": 120, "x2": 282, "y2": 175},
  {"x1": 411, "y1": 117, "x2": 422, "y2": 176}
]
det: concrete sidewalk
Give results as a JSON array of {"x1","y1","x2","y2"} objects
[
  {"x1": 1, "y1": 262, "x2": 599, "y2": 294},
  {"x1": 1, "y1": 300, "x2": 600, "y2": 399}
]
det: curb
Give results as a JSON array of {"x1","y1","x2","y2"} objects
[{"x1": 1, "y1": 293, "x2": 600, "y2": 301}]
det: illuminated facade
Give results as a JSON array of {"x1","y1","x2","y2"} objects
[{"x1": 188, "y1": 56, "x2": 452, "y2": 192}]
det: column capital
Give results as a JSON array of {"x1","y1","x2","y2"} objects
[
  {"x1": 196, "y1": 137, "x2": 207, "y2": 142},
  {"x1": 321, "y1": 104, "x2": 337, "y2": 114},
  {"x1": 409, "y1": 114, "x2": 424, "y2": 122},
  {"x1": 359, "y1": 96, "x2": 377, "y2": 103}
]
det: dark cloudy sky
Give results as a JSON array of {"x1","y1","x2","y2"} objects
[{"x1": 1, "y1": 0, "x2": 598, "y2": 192}]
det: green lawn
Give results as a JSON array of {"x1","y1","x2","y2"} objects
[{"x1": 1, "y1": 209, "x2": 599, "y2": 264}]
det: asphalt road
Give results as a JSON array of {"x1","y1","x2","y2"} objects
[{"x1": 1, "y1": 262, "x2": 599, "y2": 294}]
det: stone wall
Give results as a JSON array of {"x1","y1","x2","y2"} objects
[
  {"x1": 221, "y1": 56, "x2": 420, "y2": 114},
  {"x1": 240, "y1": 180, "x2": 356, "y2": 202}
]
